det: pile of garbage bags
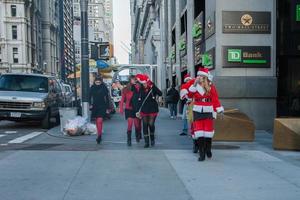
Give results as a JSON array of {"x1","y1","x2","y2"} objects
[{"x1": 63, "y1": 116, "x2": 97, "y2": 136}]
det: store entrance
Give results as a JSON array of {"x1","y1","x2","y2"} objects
[{"x1": 277, "y1": 0, "x2": 300, "y2": 117}]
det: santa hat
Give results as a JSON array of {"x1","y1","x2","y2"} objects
[
  {"x1": 136, "y1": 74, "x2": 149, "y2": 84},
  {"x1": 183, "y1": 74, "x2": 192, "y2": 83},
  {"x1": 197, "y1": 68, "x2": 209, "y2": 77}
]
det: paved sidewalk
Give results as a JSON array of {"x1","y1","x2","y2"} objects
[{"x1": 0, "y1": 108, "x2": 300, "y2": 200}]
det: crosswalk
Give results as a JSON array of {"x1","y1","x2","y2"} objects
[{"x1": 0, "y1": 131, "x2": 44, "y2": 145}]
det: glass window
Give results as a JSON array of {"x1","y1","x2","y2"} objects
[
  {"x1": 0, "y1": 75, "x2": 49, "y2": 93},
  {"x1": 12, "y1": 48, "x2": 18, "y2": 63},
  {"x1": 12, "y1": 25, "x2": 17, "y2": 40},
  {"x1": 11, "y1": 5, "x2": 17, "y2": 17}
]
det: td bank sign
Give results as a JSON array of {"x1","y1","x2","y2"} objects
[{"x1": 223, "y1": 46, "x2": 271, "y2": 68}]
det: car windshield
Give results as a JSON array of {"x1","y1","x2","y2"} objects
[{"x1": 0, "y1": 75, "x2": 48, "y2": 93}]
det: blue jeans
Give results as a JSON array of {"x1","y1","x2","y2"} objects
[
  {"x1": 169, "y1": 103, "x2": 177, "y2": 117},
  {"x1": 182, "y1": 104, "x2": 188, "y2": 133}
]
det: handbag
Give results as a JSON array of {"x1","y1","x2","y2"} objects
[{"x1": 136, "y1": 89, "x2": 153, "y2": 119}]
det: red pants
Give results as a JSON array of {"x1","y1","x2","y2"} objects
[{"x1": 95, "y1": 117, "x2": 103, "y2": 136}]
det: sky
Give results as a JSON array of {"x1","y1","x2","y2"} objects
[{"x1": 113, "y1": 0, "x2": 131, "y2": 64}]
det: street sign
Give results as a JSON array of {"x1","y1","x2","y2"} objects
[{"x1": 222, "y1": 46, "x2": 271, "y2": 68}]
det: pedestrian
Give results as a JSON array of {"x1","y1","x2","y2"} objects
[
  {"x1": 179, "y1": 74, "x2": 193, "y2": 136},
  {"x1": 120, "y1": 75, "x2": 142, "y2": 146},
  {"x1": 188, "y1": 68, "x2": 224, "y2": 161},
  {"x1": 89, "y1": 76, "x2": 110, "y2": 144},
  {"x1": 166, "y1": 84, "x2": 180, "y2": 119},
  {"x1": 111, "y1": 79, "x2": 123, "y2": 108},
  {"x1": 136, "y1": 74, "x2": 162, "y2": 148}
]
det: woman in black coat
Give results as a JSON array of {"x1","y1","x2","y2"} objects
[
  {"x1": 90, "y1": 76, "x2": 109, "y2": 144},
  {"x1": 136, "y1": 74, "x2": 162, "y2": 148}
]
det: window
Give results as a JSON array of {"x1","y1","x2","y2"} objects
[
  {"x1": 180, "y1": 11, "x2": 187, "y2": 35},
  {"x1": 11, "y1": 5, "x2": 17, "y2": 17},
  {"x1": 12, "y1": 48, "x2": 18, "y2": 63},
  {"x1": 12, "y1": 25, "x2": 17, "y2": 40}
]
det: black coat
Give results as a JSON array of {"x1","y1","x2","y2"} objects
[
  {"x1": 166, "y1": 88, "x2": 180, "y2": 104},
  {"x1": 89, "y1": 84, "x2": 109, "y2": 118},
  {"x1": 131, "y1": 84, "x2": 142, "y2": 112},
  {"x1": 139, "y1": 85, "x2": 162, "y2": 114}
]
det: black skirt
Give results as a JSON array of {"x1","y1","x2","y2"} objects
[{"x1": 125, "y1": 109, "x2": 136, "y2": 119}]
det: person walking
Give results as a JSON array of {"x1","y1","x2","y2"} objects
[
  {"x1": 179, "y1": 74, "x2": 192, "y2": 135},
  {"x1": 120, "y1": 75, "x2": 142, "y2": 146},
  {"x1": 90, "y1": 76, "x2": 110, "y2": 144},
  {"x1": 136, "y1": 74, "x2": 162, "y2": 148},
  {"x1": 188, "y1": 68, "x2": 224, "y2": 161},
  {"x1": 166, "y1": 84, "x2": 180, "y2": 119}
]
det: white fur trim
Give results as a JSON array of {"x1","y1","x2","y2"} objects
[
  {"x1": 193, "y1": 105, "x2": 214, "y2": 113},
  {"x1": 197, "y1": 71, "x2": 209, "y2": 77},
  {"x1": 213, "y1": 112, "x2": 217, "y2": 119},
  {"x1": 196, "y1": 84, "x2": 205, "y2": 95},
  {"x1": 184, "y1": 77, "x2": 192, "y2": 83},
  {"x1": 193, "y1": 131, "x2": 214, "y2": 139},
  {"x1": 180, "y1": 89, "x2": 188, "y2": 99},
  {"x1": 189, "y1": 85, "x2": 197, "y2": 93},
  {"x1": 208, "y1": 74, "x2": 213, "y2": 82},
  {"x1": 216, "y1": 106, "x2": 224, "y2": 113}
]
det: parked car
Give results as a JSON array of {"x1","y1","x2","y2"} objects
[
  {"x1": 0, "y1": 73, "x2": 64, "y2": 129},
  {"x1": 62, "y1": 83, "x2": 74, "y2": 106}
]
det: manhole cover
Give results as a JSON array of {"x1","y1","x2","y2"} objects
[{"x1": 212, "y1": 144, "x2": 240, "y2": 150}]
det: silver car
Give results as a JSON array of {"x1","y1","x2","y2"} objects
[{"x1": 0, "y1": 73, "x2": 64, "y2": 129}]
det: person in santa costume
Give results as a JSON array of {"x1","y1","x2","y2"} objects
[
  {"x1": 188, "y1": 68, "x2": 224, "y2": 161},
  {"x1": 180, "y1": 74, "x2": 193, "y2": 136},
  {"x1": 136, "y1": 74, "x2": 162, "y2": 148}
]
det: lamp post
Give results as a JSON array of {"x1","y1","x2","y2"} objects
[{"x1": 80, "y1": 0, "x2": 89, "y2": 119}]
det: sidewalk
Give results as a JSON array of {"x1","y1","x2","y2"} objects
[{"x1": 0, "y1": 109, "x2": 300, "y2": 200}]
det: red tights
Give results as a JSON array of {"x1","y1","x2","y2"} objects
[
  {"x1": 127, "y1": 118, "x2": 141, "y2": 132},
  {"x1": 96, "y1": 117, "x2": 103, "y2": 136}
]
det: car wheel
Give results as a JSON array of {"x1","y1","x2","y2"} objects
[{"x1": 42, "y1": 111, "x2": 51, "y2": 129}]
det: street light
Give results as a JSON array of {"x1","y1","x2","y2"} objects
[{"x1": 80, "y1": 0, "x2": 90, "y2": 119}]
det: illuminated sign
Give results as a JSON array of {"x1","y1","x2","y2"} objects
[{"x1": 222, "y1": 46, "x2": 271, "y2": 68}]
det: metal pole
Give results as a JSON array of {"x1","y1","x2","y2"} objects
[{"x1": 80, "y1": 0, "x2": 89, "y2": 119}]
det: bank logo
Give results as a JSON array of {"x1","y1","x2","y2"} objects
[
  {"x1": 228, "y1": 49, "x2": 241, "y2": 62},
  {"x1": 241, "y1": 14, "x2": 253, "y2": 26}
]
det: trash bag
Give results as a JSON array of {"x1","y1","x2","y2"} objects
[
  {"x1": 85, "y1": 123, "x2": 97, "y2": 135},
  {"x1": 64, "y1": 116, "x2": 88, "y2": 136}
]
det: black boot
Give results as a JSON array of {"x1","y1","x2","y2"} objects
[
  {"x1": 127, "y1": 131, "x2": 132, "y2": 146},
  {"x1": 150, "y1": 134, "x2": 155, "y2": 147},
  {"x1": 135, "y1": 131, "x2": 141, "y2": 143},
  {"x1": 144, "y1": 135, "x2": 150, "y2": 148},
  {"x1": 96, "y1": 135, "x2": 102, "y2": 144},
  {"x1": 198, "y1": 137, "x2": 206, "y2": 161},
  {"x1": 193, "y1": 140, "x2": 198, "y2": 153},
  {"x1": 206, "y1": 138, "x2": 212, "y2": 158}
]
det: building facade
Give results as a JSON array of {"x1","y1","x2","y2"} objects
[
  {"x1": 59, "y1": 0, "x2": 75, "y2": 81},
  {"x1": 73, "y1": 0, "x2": 114, "y2": 65},
  {"x1": 41, "y1": 0, "x2": 60, "y2": 75},
  {"x1": 131, "y1": 0, "x2": 289, "y2": 131},
  {"x1": 0, "y1": 0, "x2": 43, "y2": 73},
  {"x1": 130, "y1": 0, "x2": 165, "y2": 90}
]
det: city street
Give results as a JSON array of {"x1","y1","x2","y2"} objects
[{"x1": 0, "y1": 108, "x2": 300, "y2": 200}]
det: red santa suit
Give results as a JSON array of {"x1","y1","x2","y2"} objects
[{"x1": 188, "y1": 68, "x2": 224, "y2": 139}]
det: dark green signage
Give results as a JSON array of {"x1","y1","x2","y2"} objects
[
  {"x1": 297, "y1": 4, "x2": 300, "y2": 22},
  {"x1": 222, "y1": 46, "x2": 271, "y2": 68}
]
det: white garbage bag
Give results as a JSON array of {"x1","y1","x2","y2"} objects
[
  {"x1": 85, "y1": 123, "x2": 97, "y2": 135},
  {"x1": 64, "y1": 116, "x2": 88, "y2": 136}
]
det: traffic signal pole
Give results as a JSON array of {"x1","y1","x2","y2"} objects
[{"x1": 80, "y1": 0, "x2": 90, "y2": 119}]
